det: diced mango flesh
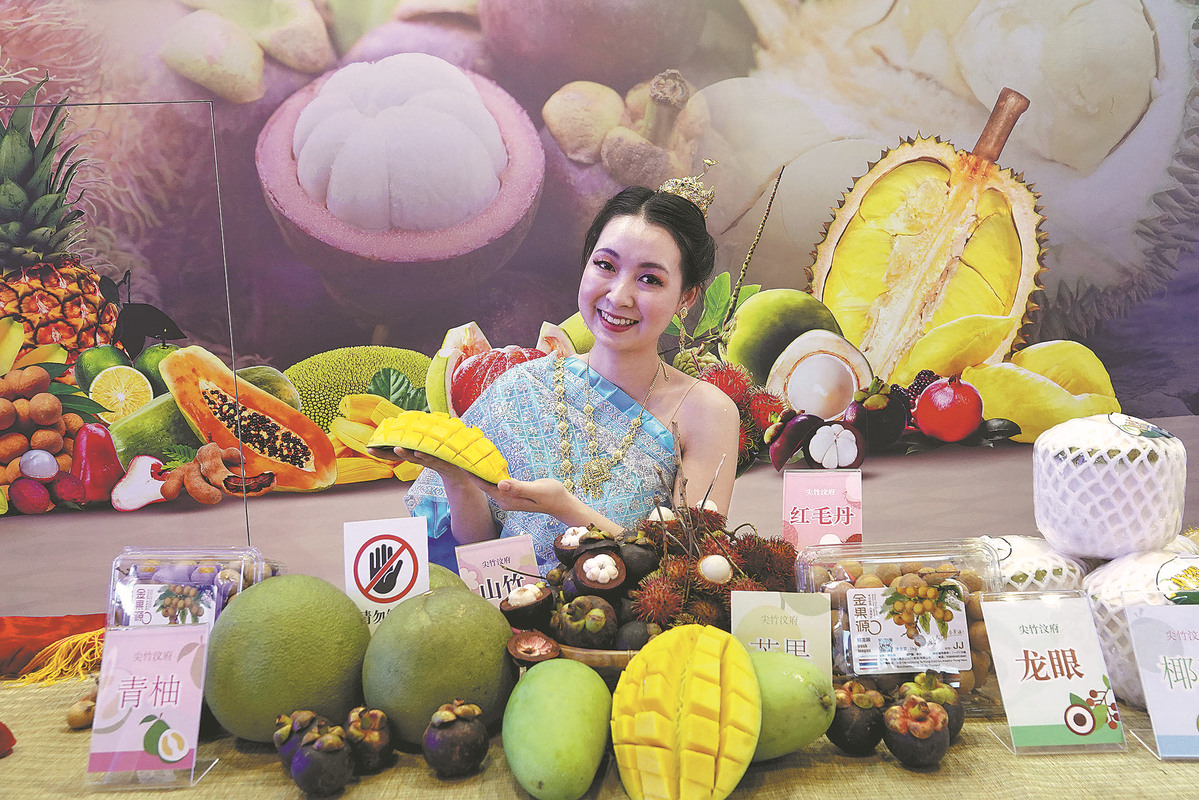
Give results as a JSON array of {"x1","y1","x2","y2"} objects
[
  {"x1": 611, "y1": 625, "x2": 761, "y2": 800},
  {"x1": 368, "y1": 410, "x2": 510, "y2": 484}
]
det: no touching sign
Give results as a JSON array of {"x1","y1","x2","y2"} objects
[{"x1": 343, "y1": 517, "x2": 429, "y2": 629}]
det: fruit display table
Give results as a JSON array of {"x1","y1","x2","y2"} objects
[
  {"x1": 5, "y1": 416, "x2": 1199, "y2": 617},
  {"x1": 0, "y1": 679, "x2": 1190, "y2": 799}
]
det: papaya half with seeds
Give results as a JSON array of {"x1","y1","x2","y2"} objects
[{"x1": 159, "y1": 346, "x2": 337, "y2": 492}]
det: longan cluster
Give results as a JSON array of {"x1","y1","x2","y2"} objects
[
  {"x1": 0, "y1": 366, "x2": 81, "y2": 493},
  {"x1": 889, "y1": 583, "x2": 956, "y2": 639},
  {"x1": 155, "y1": 584, "x2": 206, "y2": 624}
]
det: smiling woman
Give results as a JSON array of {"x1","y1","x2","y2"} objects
[{"x1": 401, "y1": 182, "x2": 740, "y2": 572}]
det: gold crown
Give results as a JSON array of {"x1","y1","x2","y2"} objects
[{"x1": 658, "y1": 159, "x2": 717, "y2": 216}]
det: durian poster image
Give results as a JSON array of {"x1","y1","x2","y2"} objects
[{"x1": 0, "y1": 0, "x2": 1198, "y2": 522}]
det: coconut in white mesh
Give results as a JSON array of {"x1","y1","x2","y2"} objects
[
  {"x1": 978, "y1": 535, "x2": 1089, "y2": 592},
  {"x1": 1033, "y1": 414, "x2": 1186, "y2": 560},
  {"x1": 1082, "y1": 550, "x2": 1199, "y2": 709}
]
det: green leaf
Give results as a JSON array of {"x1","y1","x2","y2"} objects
[
  {"x1": 0, "y1": 177, "x2": 28, "y2": 221},
  {"x1": 140, "y1": 714, "x2": 158, "y2": 725},
  {"x1": 919, "y1": 613, "x2": 931, "y2": 633},
  {"x1": 960, "y1": 418, "x2": 1022, "y2": 446},
  {"x1": 1069, "y1": 693, "x2": 1085, "y2": 706},
  {"x1": 936, "y1": 618, "x2": 948, "y2": 638},
  {"x1": 0, "y1": 220, "x2": 24, "y2": 245},
  {"x1": 0, "y1": 128, "x2": 33, "y2": 184},
  {"x1": 732, "y1": 284, "x2": 761, "y2": 310},
  {"x1": 21, "y1": 192, "x2": 62, "y2": 229},
  {"x1": 1091, "y1": 702, "x2": 1108, "y2": 726},
  {"x1": 694, "y1": 272, "x2": 731, "y2": 336},
  {"x1": 33, "y1": 361, "x2": 68, "y2": 379},
  {"x1": 369, "y1": 368, "x2": 428, "y2": 411},
  {"x1": 162, "y1": 444, "x2": 199, "y2": 470},
  {"x1": 58, "y1": 392, "x2": 111, "y2": 418},
  {"x1": 664, "y1": 318, "x2": 682, "y2": 337}
]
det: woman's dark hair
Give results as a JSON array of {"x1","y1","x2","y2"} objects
[{"x1": 581, "y1": 186, "x2": 716, "y2": 291}]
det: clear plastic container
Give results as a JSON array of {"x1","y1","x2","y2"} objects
[
  {"x1": 797, "y1": 539, "x2": 1001, "y2": 706},
  {"x1": 107, "y1": 546, "x2": 284, "y2": 629}
]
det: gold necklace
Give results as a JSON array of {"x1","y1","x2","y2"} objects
[{"x1": 553, "y1": 356, "x2": 662, "y2": 499}]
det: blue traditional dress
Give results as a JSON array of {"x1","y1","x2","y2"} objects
[{"x1": 405, "y1": 356, "x2": 677, "y2": 573}]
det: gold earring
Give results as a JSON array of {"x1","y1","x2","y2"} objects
[{"x1": 678, "y1": 307, "x2": 689, "y2": 320}]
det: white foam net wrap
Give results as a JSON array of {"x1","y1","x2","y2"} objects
[{"x1": 1033, "y1": 414, "x2": 1186, "y2": 559}]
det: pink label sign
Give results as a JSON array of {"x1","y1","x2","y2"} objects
[
  {"x1": 782, "y1": 469, "x2": 862, "y2": 550},
  {"x1": 455, "y1": 535, "x2": 539, "y2": 608},
  {"x1": 88, "y1": 626, "x2": 208, "y2": 774}
]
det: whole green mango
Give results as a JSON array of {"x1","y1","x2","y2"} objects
[{"x1": 502, "y1": 659, "x2": 611, "y2": 800}]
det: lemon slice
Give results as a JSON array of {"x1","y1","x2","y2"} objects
[{"x1": 90, "y1": 365, "x2": 154, "y2": 424}]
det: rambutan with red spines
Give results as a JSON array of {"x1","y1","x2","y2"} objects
[
  {"x1": 747, "y1": 388, "x2": 785, "y2": 435},
  {"x1": 734, "y1": 533, "x2": 797, "y2": 591},
  {"x1": 699, "y1": 361, "x2": 755, "y2": 407},
  {"x1": 691, "y1": 553, "x2": 735, "y2": 597},
  {"x1": 637, "y1": 516, "x2": 687, "y2": 555},
  {"x1": 736, "y1": 426, "x2": 757, "y2": 471},
  {"x1": 681, "y1": 505, "x2": 727, "y2": 537},
  {"x1": 657, "y1": 555, "x2": 693, "y2": 589},
  {"x1": 726, "y1": 575, "x2": 767, "y2": 594},
  {"x1": 630, "y1": 575, "x2": 685, "y2": 627},
  {"x1": 684, "y1": 597, "x2": 727, "y2": 628},
  {"x1": 699, "y1": 534, "x2": 745, "y2": 569}
]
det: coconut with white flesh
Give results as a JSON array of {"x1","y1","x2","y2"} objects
[
  {"x1": 766, "y1": 330, "x2": 872, "y2": 421},
  {"x1": 292, "y1": 53, "x2": 507, "y2": 231},
  {"x1": 803, "y1": 422, "x2": 865, "y2": 469}
]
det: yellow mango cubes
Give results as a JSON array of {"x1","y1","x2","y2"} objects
[
  {"x1": 611, "y1": 625, "x2": 761, "y2": 800},
  {"x1": 368, "y1": 410, "x2": 509, "y2": 484}
]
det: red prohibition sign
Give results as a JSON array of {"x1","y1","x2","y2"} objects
[{"x1": 354, "y1": 534, "x2": 418, "y2": 603}]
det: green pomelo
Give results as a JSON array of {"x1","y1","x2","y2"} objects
[
  {"x1": 428, "y1": 563, "x2": 469, "y2": 590},
  {"x1": 749, "y1": 650, "x2": 835, "y2": 762},
  {"x1": 109, "y1": 366, "x2": 300, "y2": 467},
  {"x1": 133, "y1": 343, "x2": 181, "y2": 396},
  {"x1": 363, "y1": 586, "x2": 516, "y2": 744},
  {"x1": 723, "y1": 289, "x2": 842, "y2": 385},
  {"x1": 205, "y1": 574, "x2": 370, "y2": 743},
  {"x1": 503, "y1": 659, "x2": 612, "y2": 800},
  {"x1": 74, "y1": 344, "x2": 132, "y2": 393}
]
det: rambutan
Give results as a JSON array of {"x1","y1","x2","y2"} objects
[
  {"x1": 637, "y1": 517, "x2": 687, "y2": 555},
  {"x1": 699, "y1": 361, "x2": 755, "y2": 407},
  {"x1": 684, "y1": 597, "x2": 728, "y2": 628},
  {"x1": 657, "y1": 555, "x2": 693, "y2": 588},
  {"x1": 692, "y1": 554, "x2": 734, "y2": 595},
  {"x1": 737, "y1": 426, "x2": 758, "y2": 472},
  {"x1": 630, "y1": 575, "x2": 685, "y2": 628},
  {"x1": 699, "y1": 534, "x2": 745, "y2": 568},
  {"x1": 747, "y1": 388, "x2": 785, "y2": 434},
  {"x1": 726, "y1": 576, "x2": 766, "y2": 594},
  {"x1": 689, "y1": 506, "x2": 728, "y2": 536}
]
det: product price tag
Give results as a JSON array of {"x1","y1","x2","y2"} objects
[
  {"x1": 87, "y1": 626, "x2": 209, "y2": 780},
  {"x1": 455, "y1": 535, "x2": 540, "y2": 608},
  {"x1": 845, "y1": 587, "x2": 970, "y2": 674},
  {"x1": 782, "y1": 469, "x2": 861, "y2": 550},
  {"x1": 983, "y1": 592, "x2": 1124, "y2": 753},
  {"x1": 1124, "y1": 592, "x2": 1199, "y2": 758},
  {"x1": 731, "y1": 591, "x2": 832, "y2": 680},
  {"x1": 343, "y1": 517, "x2": 429, "y2": 631}
]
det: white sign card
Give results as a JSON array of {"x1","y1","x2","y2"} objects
[
  {"x1": 782, "y1": 469, "x2": 863, "y2": 550},
  {"x1": 983, "y1": 592, "x2": 1124, "y2": 753},
  {"x1": 454, "y1": 535, "x2": 540, "y2": 608},
  {"x1": 343, "y1": 517, "x2": 429, "y2": 630},
  {"x1": 1124, "y1": 592, "x2": 1199, "y2": 758},
  {"x1": 730, "y1": 591, "x2": 832, "y2": 680}
]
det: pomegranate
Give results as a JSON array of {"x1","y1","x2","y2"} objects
[
  {"x1": 913, "y1": 377, "x2": 984, "y2": 443},
  {"x1": 451, "y1": 346, "x2": 547, "y2": 416}
]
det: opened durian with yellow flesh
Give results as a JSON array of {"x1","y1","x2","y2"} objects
[{"x1": 808, "y1": 89, "x2": 1120, "y2": 441}]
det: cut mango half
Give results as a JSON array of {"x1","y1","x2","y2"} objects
[
  {"x1": 611, "y1": 624, "x2": 761, "y2": 800},
  {"x1": 368, "y1": 410, "x2": 509, "y2": 484}
]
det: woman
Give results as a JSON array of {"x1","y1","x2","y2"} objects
[{"x1": 401, "y1": 185, "x2": 741, "y2": 571}]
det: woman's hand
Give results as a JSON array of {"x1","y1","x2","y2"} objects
[
  {"x1": 392, "y1": 447, "x2": 475, "y2": 487},
  {"x1": 482, "y1": 477, "x2": 573, "y2": 515}
]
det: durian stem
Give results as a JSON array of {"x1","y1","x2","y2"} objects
[{"x1": 972, "y1": 87, "x2": 1030, "y2": 163}]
